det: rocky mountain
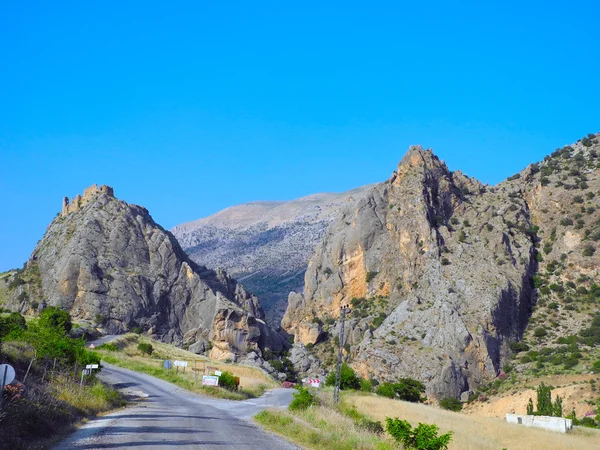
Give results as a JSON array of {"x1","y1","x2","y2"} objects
[
  {"x1": 171, "y1": 188, "x2": 369, "y2": 326},
  {"x1": 5, "y1": 185, "x2": 287, "y2": 361},
  {"x1": 283, "y1": 133, "x2": 600, "y2": 399}
]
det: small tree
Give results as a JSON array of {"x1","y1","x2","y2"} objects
[
  {"x1": 386, "y1": 418, "x2": 452, "y2": 450},
  {"x1": 289, "y1": 385, "x2": 316, "y2": 410},
  {"x1": 137, "y1": 342, "x2": 153, "y2": 355},
  {"x1": 527, "y1": 382, "x2": 563, "y2": 417}
]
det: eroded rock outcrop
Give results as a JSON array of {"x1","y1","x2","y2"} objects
[
  {"x1": 9, "y1": 186, "x2": 287, "y2": 360},
  {"x1": 283, "y1": 146, "x2": 536, "y2": 398}
]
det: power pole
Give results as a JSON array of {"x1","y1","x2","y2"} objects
[{"x1": 334, "y1": 305, "x2": 351, "y2": 404}]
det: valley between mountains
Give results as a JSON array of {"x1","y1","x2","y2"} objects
[{"x1": 2, "y1": 133, "x2": 600, "y2": 448}]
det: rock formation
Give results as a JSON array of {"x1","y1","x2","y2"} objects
[
  {"x1": 283, "y1": 146, "x2": 538, "y2": 398},
  {"x1": 8, "y1": 185, "x2": 287, "y2": 360}
]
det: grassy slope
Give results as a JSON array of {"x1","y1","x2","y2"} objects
[
  {"x1": 94, "y1": 334, "x2": 276, "y2": 400},
  {"x1": 0, "y1": 340, "x2": 124, "y2": 449},
  {"x1": 254, "y1": 388, "x2": 600, "y2": 450}
]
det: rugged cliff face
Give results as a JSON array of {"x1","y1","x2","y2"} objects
[
  {"x1": 7, "y1": 185, "x2": 287, "y2": 360},
  {"x1": 283, "y1": 146, "x2": 539, "y2": 398},
  {"x1": 171, "y1": 188, "x2": 369, "y2": 326}
]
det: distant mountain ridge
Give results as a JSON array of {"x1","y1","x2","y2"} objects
[{"x1": 171, "y1": 187, "x2": 370, "y2": 325}]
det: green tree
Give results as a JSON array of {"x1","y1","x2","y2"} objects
[
  {"x1": 385, "y1": 418, "x2": 452, "y2": 450},
  {"x1": 39, "y1": 306, "x2": 72, "y2": 334},
  {"x1": 526, "y1": 398, "x2": 534, "y2": 415},
  {"x1": 526, "y1": 382, "x2": 563, "y2": 417},
  {"x1": 325, "y1": 362, "x2": 361, "y2": 390}
]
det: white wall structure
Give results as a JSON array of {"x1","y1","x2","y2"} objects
[{"x1": 506, "y1": 414, "x2": 573, "y2": 433}]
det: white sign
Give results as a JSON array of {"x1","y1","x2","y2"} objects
[
  {"x1": 174, "y1": 360, "x2": 188, "y2": 367},
  {"x1": 214, "y1": 370, "x2": 222, "y2": 376},
  {"x1": 89, "y1": 343, "x2": 95, "y2": 348},
  {"x1": 202, "y1": 375, "x2": 219, "y2": 386},
  {"x1": 86, "y1": 364, "x2": 99, "y2": 369},
  {"x1": 0, "y1": 364, "x2": 16, "y2": 385}
]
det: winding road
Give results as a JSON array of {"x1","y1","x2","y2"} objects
[{"x1": 55, "y1": 360, "x2": 297, "y2": 449}]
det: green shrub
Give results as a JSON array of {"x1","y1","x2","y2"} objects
[
  {"x1": 137, "y1": 342, "x2": 153, "y2": 355},
  {"x1": 534, "y1": 328, "x2": 547, "y2": 338},
  {"x1": 288, "y1": 386, "x2": 316, "y2": 411},
  {"x1": 358, "y1": 418, "x2": 384, "y2": 434},
  {"x1": 439, "y1": 397, "x2": 463, "y2": 412},
  {"x1": 0, "y1": 312, "x2": 27, "y2": 339},
  {"x1": 509, "y1": 341, "x2": 529, "y2": 353},
  {"x1": 583, "y1": 244, "x2": 596, "y2": 256},
  {"x1": 324, "y1": 362, "x2": 361, "y2": 390},
  {"x1": 385, "y1": 418, "x2": 452, "y2": 450},
  {"x1": 360, "y1": 378, "x2": 372, "y2": 392},
  {"x1": 592, "y1": 360, "x2": 600, "y2": 373},
  {"x1": 39, "y1": 307, "x2": 72, "y2": 333},
  {"x1": 98, "y1": 343, "x2": 119, "y2": 352},
  {"x1": 218, "y1": 371, "x2": 239, "y2": 391},
  {"x1": 376, "y1": 378, "x2": 426, "y2": 403}
]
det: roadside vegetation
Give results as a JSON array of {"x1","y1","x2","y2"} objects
[
  {"x1": 0, "y1": 307, "x2": 124, "y2": 449},
  {"x1": 93, "y1": 333, "x2": 276, "y2": 400}
]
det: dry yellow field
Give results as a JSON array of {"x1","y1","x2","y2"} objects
[
  {"x1": 345, "y1": 392, "x2": 600, "y2": 450},
  {"x1": 104, "y1": 334, "x2": 276, "y2": 391}
]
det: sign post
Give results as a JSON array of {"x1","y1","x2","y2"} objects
[{"x1": 79, "y1": 364, "x2": 100, "y2": 393}]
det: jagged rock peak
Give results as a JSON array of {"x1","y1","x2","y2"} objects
[
  {"x1": 9, "y1": 184, "x2": 288, "y2": 361},
  {"x1": 61, "y1": 184, "x2": 115, "y2": 216}
]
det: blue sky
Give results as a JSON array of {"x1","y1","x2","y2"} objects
[{"x1": 1, "y1": 1, "x2": 599, "y2": 271}]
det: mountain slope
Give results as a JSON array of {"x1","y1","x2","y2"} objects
[
  {"x1": 283, "y1": 146, "x2": 538, "y2": 398},
  {"x1": 6, "y1": 185, "x2": 287, "y2": 360},
  {"x1": 283, "y1": 133, "x2": 600, "y2": 398},
  {"x1": 171, "y1": 188, "x2": 369, "y2": 325}
]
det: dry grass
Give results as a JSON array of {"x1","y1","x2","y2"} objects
[
  {"x1": 345, "y1": 392, "x2": 600, "y2": 450},
  {"x1": 96, "y1": 334, "x2": 276, "y2": 399},
  {"x1": 255, "y1": 391, "x2": 396, "y2": 450},
  {"x1": 0, "y1": 341, "x2": 124, "y2": 449}
]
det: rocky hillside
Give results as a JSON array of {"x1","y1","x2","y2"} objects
[
  {"x1": 171, "y1": 188, "x2": 368, "y2": 326},
  {"x1": 5, "y1": 185, "x2": 287, "y2": 361},
  {"x1": 284, "y1": 133, "x2": 600, "y2": 399}
]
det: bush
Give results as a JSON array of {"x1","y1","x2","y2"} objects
[
  {"x1": 324, "y1": 362, "x2": 361, "y2": 390},
  {"x1": 0, "y1": 312, "x2": 27, "y2": 339},
  {"x1": 360, "y1": 378, "x2": 372, "y2": 392},
  {"x1": 137, "y1": 342, "x2": 153, "y2": 355},
  {"x1": 534, "y1": 328, "x2": 547, "y2": 338},
  {"x1": 583, "y1": 244, "x2": 596, "y2": 257},
  {"x1": 376, "y1": 378, "x2": 426, "y2": 403},
  {"x1": 98, "y1": 343, "x2": 119, "y2": 352},
  {"x1": 439, "y1": 397, "x2": 463, "y2": 412},
  {"x1": 509, "y1": 341, "x2": 529, "y2": 353},
  {"x1": 218, "y1": 371, "x2": 239, "y2": 391},
  {"x1": 358, "y1": 418, "x2": 384, "y2": 434},
  {"x1": 288, "y1": 386, "x2": 316, "y2": 410},
  {"x1": 39, "y1": 307, "x2": 72, "y2": 333},
  {"x1": 386, "y1": 418, "x2": 452, "y2": 450}
]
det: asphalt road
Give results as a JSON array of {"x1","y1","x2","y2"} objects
[{"x1": 55, "y1": 362, "x2": 297, "y2": 449}]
